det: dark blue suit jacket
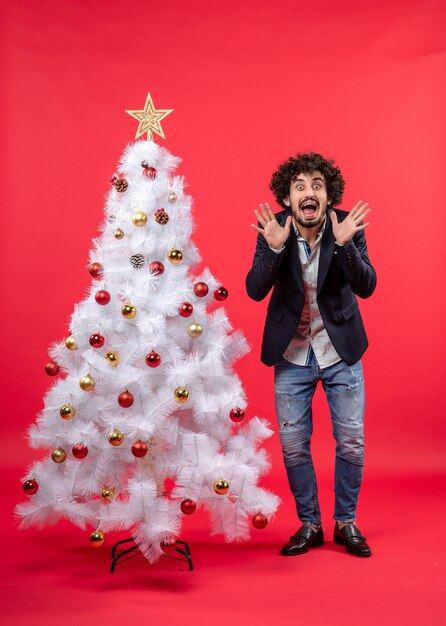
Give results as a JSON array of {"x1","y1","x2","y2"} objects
[{"x1": 245, "y1": 208, "x2": 376, "y2": 366}]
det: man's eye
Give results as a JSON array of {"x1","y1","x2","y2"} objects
[
  {"x1": 296, "y1": 185, "x2": 304, "y2": 190},
  {"x1": 313, "y1": 184, "x2": 321, "y2": 189}
]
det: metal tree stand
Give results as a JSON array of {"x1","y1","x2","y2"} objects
[{"x1": 110, "y1": 537, "x2": 194, "y2": 573}]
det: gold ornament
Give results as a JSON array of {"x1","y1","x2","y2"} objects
[
  {"x1": 60, "y1": 404, "x2": 75, "y2": 420},
  {"x1": 114, "y1": 228, "x2": 124, "y2": 239},
  {"x1": 121, "y1": 304, "x2": 137, "y2": 319},
  {"x1": 108, "y1": 429, "x2": 124, "y2": 446},
  {"x1": 80, "y1": 374, "x2": 95, "y2": 391},
  {"x1": 51, "y1": 448, "x2": 67, "y2": 463},
  {"x1": 187, "y1": 322, "x2": 203, "y2": 338},
  {"x1": 214, "y1": 479, "x2": 230, "y2": 495},
  {"x1": 168, "y1": 191, "x2": 177, "y2": 203},
  {"x1": 113, "y1": 178, "x2": 128, "y2": 192},
  {"x1": 105, "y1": 352, "x2": 120, "y2": 367},
  {"x1": 100, "y1": 487, "x2": 114, "y2": 504},
  {"x1": 168, "y1": 249, "x2": 183, "y2": 264},
  {"x1": 132, "y1": 211, "x2": 147, "y2": 227},
  {"x1": 89, "y1": 530, "x2": 105, "y2": 547},
  {"x1": 65, "y1": 336, "x2": 77, "y2": 350},
  {"x1": 174, "y1": 387, "x2": 189, "y2": 403},
  {"x1": 125, "y1": 92, "x2": 173, "y2": 140}
]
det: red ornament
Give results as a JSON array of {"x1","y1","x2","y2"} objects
[
  {"x1": 23, "y1": 479, "x2": 39, "y2": 495},
  {"x1": 89, "y1": 263, "x2": 104, "y2": 278},
  {"x1": 149, "y1": 261, "x2": 164, "y2": 275},
  {"x1": 194, "y1": 282, "x2": 209, "y2": 297},
  {"x1": 131, "y1": 441, "x2": 148, "y2": 457},
  {"x1": 214, "y1": 286, "x2": 228, "y2": 301},
  {"x1": 230, "y1": 408, "x2": 245, "y2": 422},
  {"x1": 180, "y1": 499, "x2": 197, "y2": 515},
  {"x1": 143, "y1": 167, "x2": 157, "y2": 179},
  {"x1": 110, "y1": 174, "x2": 118, "y2": 183},
  {"x1": 118, "y1": 390, "x2": 134, "y2": 408},
  {"x1": 95, "y1": 290, "x2": 111, "y2": 305},
  {"x1": 252, "y1": 513, "x2": 268, "y2": 529},
  {"x1": 45, "y1": 361, "x2": 60, "y2": 376},
  {"x1": 89, "y1": 333, "x2": 105, "y2": 348},
  {"x1": 160, "y1": 538, "x2": 177, "y2": 553},
  {"x1": 179, "y1": 302, "x2": 193, "y2": 317},
  {"x1": 146, "y1": 352, "x2": 161, "y2": 368},
  {"x1": 72, "y1": 444, "x2": 88, "y2": 459}
]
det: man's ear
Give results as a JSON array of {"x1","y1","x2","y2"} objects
[{"x1": 283, "y1": 196, "x2": 290, "y2": 207}]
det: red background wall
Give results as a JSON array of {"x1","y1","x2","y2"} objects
[{"x1": 2, "y1": 0, "x2": 445, "y2": 490}]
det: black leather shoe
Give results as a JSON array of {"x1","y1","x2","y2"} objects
[
  {"x1": 281, "y1": 525, "x2": 324, "y2": 556},
  {"x1": 333, "y1": 523, "x2": 371, "y2": 557}
]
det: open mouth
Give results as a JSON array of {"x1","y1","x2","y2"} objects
[{"x1": 300, "y1": 199, "x2": 319, "y2": 219}]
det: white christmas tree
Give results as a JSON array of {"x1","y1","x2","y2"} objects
[{"x1": 16, "y1": 93, "x2": 280, "y2": 564}]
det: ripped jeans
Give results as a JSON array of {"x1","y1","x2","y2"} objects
[{"x1": 274, "y1": 351, "x2": 365, "y2": 527}]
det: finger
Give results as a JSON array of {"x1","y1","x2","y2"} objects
[
  {"x1": 284, "y1": 215, "x2": 292, "y2": 230},
  {"x1": 251, "y1": 223, "x2": 265, "y2": 235},
  {"x1": 254, "y1": 209, "x2": 267, "y2": 228},
  {"x1": 353, "y1": 207, "x2": 371, "y2": 222},
  {"x1": 350, "y1": 200, "x2": 366, "y2": 217},
  {"x1": 264, "y1": 202, "x2": 275, "y2": 221},
  {"x1": 355, "y1": 222, "x2": 371, "y2": 231},
  {"x1": 330, "y1": 211, "x2": 338, "y2": 224}
]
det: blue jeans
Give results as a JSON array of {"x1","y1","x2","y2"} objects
[{"x1": 274, "y1": 350, "x2": 365, "y2": 526}]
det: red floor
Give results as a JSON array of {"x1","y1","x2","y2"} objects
[{"x1": 3, "y1": 464, "x2": 445, "y2": 626}]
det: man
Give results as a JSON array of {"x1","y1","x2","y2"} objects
[{"x1": 246, "y1": 152, "x2": 376, "y2": 557}]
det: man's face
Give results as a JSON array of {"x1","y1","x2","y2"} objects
[{"x1": 283, "y1": 170, "x2": 330, "y2": 229}]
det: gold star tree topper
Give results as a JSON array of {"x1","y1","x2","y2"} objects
[{"x1": 125, "y1": 92, "x2": 173, "y2": 140}]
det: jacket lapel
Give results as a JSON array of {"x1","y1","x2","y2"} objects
[{"x1": 317, "y1": 210, "x2": 335, "y2": 294}]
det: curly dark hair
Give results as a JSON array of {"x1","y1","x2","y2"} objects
[{"x1": 270, "y1": 152, "x2": 345, "y2": 208}]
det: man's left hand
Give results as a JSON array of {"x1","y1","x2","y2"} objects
[{"x1": 330, "y1": 201, "x2": 371, "y2": 246}]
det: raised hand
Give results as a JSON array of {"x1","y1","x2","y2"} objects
[
  {"x1": 330, "y1": 201, "x2": 371, "y2": 246},
  {"x1": 251, "y1": 202, "x2": 292, "y2": 250}
]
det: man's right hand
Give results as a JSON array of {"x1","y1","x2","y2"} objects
[{"x1": 251, "y1": 202, "x2": 292, "y2": 250}]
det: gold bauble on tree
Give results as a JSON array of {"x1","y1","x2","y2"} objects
[
  {"x1": 65, "y1": 336, "x2": 77, "y2": 350},
  {"x1": 121, "y1": 304, "x2": 137, "y2": 319},
  {"x1": 132, "y1": 211, "x2": 147, "y2": 226},
  {"x1": 79, "y1": 374, "x2": 95, "y2": 391},
  {"x1": 60, "y1": 404, "x2": 75, "y2": 420},
  {"x1": 51, "y1": 448, "x2": 67, "y2": 463},
  {"x1": 114, "y1": 228, "x2": 124, "y2": 239},
  {"x1": 168, "y1": 191, "x2": 177, "y2": 203},
  {"x1": 167, "y1": 249, "x2": 183, "y2": 264},
  {"x1": 174, "y1": 387, "x2": 189, "y2": 403},
  {"x1": 214, "y1": 479, "x2": 230, "y2": 495},
  {"x1": 187, "y1": 322, "x2": 203, "y2": 338},
  {"x1": 105, "y1": 352, "x2": 120, "y2": 367},
  {"x1": 89, "y1": 530, "x2": 105, "y2": 547},
  {"x1": 100, "y1": 487, "x2": 114, "y2": 504},
  {"x1": 108, "y1": 429, "x2": 124, "y2": 446}
]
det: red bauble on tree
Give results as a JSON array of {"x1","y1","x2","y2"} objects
[
  {"x1": 194, "y1": 282, "x2": 209, "y2": 297},
  {"x1": 89, "y1": 333, "x2": 105, "y2": 348},
  {"x1": 179, "y1": 302, "x2": 193, "y2": 317},
  {"x1": 95, "y1": 290, "x2": 111, "y2": 305},
  {"x1": 160, "y1": 537, "x2": 177, "y2": 553},
  {"x1": 89, "y1": 263, "x2": 104, "y2": 278},
  {"x1": 214, "y1": 286, "x2": 228, "y2": 301},
  {"x1": 23, "y1": 479, "x2": 39, "y2": 495},
  {"x1": 131, "y1": 441, "x2": 148, "y2": 457},
  {"x1": 143, "y1": 166, "x2": 157, "y2": 179},
  {"x1": 72, "y1": 444, "x2": 88, "y2": 459},
  {"x1": 230, "y1": 408, "x2": 245, "y2": 422},
  {"x1": 45, "y1": 361, "x2": 60, "y2": 376},
  {"x1": 180, "y1": 499, "x2": 197, "y2": 515},
  {"x1": 149, "y1": 261, "x2": 164, "y2": 276},
  {"x1": 146, "y1": 352, "x2": 161, "y2": 368},
  {"x1": 118, "y1": 391, "x2": 134, "y2": 408},
  {"x1": 252, "y1": 513, "x2": 268, "y2": 529}
]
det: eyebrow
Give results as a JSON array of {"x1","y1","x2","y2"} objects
[{"x1": 294, "y1": 177, "x2": 325, "y2": 183}]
